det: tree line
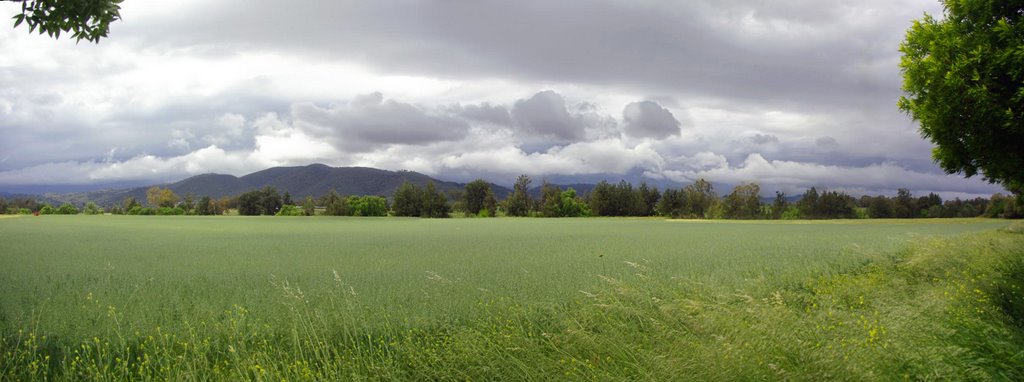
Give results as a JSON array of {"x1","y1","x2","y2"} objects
[{"x1": 1, "y1": 179, "x2": 1021, "y2": 219}]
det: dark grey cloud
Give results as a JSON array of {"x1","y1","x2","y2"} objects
[
  {"x1": 114, "y1": 0, "x2": 935, "y2": 113},
  {"x1": 748, "y1": 134, "x2": 779, "y2": 145},
  {"x1": 511, "y1": 91, "x2": 584, "y2": 142},
  {"x1": 447, "y1": 102, "x2": 512, "y2": 127},
  {"x1": 291, "y1": 93, "x2": 470, "y2": 151},
  {"x1": 816, "y1": 136, "x2": 840, "y2": 148},
  {"x1": 622, "y1": 101, "x2": 681, "y2": 139}
]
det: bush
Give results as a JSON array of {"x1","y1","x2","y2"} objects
[
  {"x1": 156, "y1": 207, "x2": 185, "y2": 215},
  {"x1": 276, "y1": 204, "x2": 304, "y2": 216},
  {"x1": 39, "y1": 204, "x2": 56, "y2": 215},
  {"x1": 781, "y1": 207, "x2": 802, "y2": 220}
]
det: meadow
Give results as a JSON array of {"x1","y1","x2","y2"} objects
[{"x1": 1, "y1": 216, "x2": 1022, "y2": 380}]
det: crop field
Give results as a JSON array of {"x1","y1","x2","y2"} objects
[{"x1": 1, "y1": 216, "x2": 1023, "y2": 380}]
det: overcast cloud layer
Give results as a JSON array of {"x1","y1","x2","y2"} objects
[{"x1": 0, "y1": 0, "x2": 1008, "y2": 198}]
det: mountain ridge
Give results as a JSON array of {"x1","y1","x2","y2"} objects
[{"x1": 29, "y1": 164, "x2": 519, "y2": 207}]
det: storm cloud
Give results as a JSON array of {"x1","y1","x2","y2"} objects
[{"x1": 622, "y1": 101, "x2": 682, "y2": 139}]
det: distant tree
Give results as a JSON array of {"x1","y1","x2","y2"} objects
[
  {"x1": 302, "y1": 196, "x2": 316, "y2": 216},
  {"x1": 38, "y1": 203, "x2": 55, "y2": 215},
  {"x1": 657, "y1": 188, "x2": 687, "y2": 218},
  {"x1": 463, "y1": 179, "x2": 497, "y2": 217},
  {"x1": 560, "y1": 188, "x2": 590, "y2": 217},
  {"x1": 683, "y1": 179, "x2": 716, "y2": 218},
  {"x1": 324, "y1": 191, "x2": 350, "y2": 216},
  {"x1": 146, "y1": 187, "x2": 179, "y2": 208},
  {"x1": 420, "y1": 182, "x2": 450, "y2": 218},
  {"x1": 893, "y1": 188, "x2": 916, "y2": 218},
  {"x1": 797, "y1": 187, "x2": 820, "y2": 218},
  {"x1": 0, "y1": 197, "x2": 6, "y2": 214},
  {"x1": 637, "y1": 182, "x2": 660, "y2": 216},
  {"x1": 723, "y1": 183, "x2": 761, "y2": 219},
  {"x1": 540, "y1": 181, "x2": 563, "y2": 217},
  {"x1": 196, "y1": 196, "x2": 214, "y2": 216},
  {"x1": 506, "y1": 174, "x2": 532, "y2": 217},
  {"x1": 868, "y1": 196, "x2": 895, "y2": 219},
  {"x1": 217, "y1": 197, "x2": 234, "y2": 215},
  {"x1": 899, "y1": 0, "x2": 1024, "y2": 196},
  {"x1": 8, "y1": 0, "x2": 123, "y2": 43},
  {"x1": 181, "y1": 193, "x2": 196, "y2": 215},
  {"x1": 392, "y1": 182, "x2": 421, "y2": 217},
  {"x1": 83, "y1": 201, "x2": 102, "y2": 215},
  {"x1": 588, "y1": 181, "x2": 613, "y2": 216},
  {"x1": 347, "y1": 195, "x2": 388, "y2": 217},
  {"x1": 283, "y1": 192, "x2": 294, "y2": 206},
  {"x1": 56, "y1": 203, "x2": 79, "y2": 215},
  {"x1": 275, "y1": 204, "x2": 304, "y2": 216},
  {"x1": 122, "y1": 197, "x2": 140, "y2": 212},
  {"x1": 364, "y1": 196, "x2": 389, "y2": 217},
  {"x1": 258, "y1": 187, "x2": 282, "y2": 216},
  {"x1": 237, "y1": 191, "x2": 263, "y2": 216},
  {"x1": 770, "y1": 191, "x2": 788, "y2": 220},
  {"x1": 916, "y1": 193, "x2": 943, "y2": 217}
]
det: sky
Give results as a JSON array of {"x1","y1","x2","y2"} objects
[{"x1": 0, "y1": 0, "x2": 1008, "y2": 198}]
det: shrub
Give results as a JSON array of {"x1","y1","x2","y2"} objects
[
  {"x1": 39, "y1": 204, "x2": 56, "y2": 215},
  {"x1": 276, "y1": 204, "x2": 304, "y2": 216}
]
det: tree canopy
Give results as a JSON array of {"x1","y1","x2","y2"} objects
[
  {"x1": 8, "y1": 0, "x2": 123, "y2": 43},
  {"x1": 899, "y1": 0, "x2": 1024, "y2": 196}
]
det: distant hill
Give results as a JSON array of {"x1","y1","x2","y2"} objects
[{"x1": 39, "y1": 164, "x2": 515, "y2": 207}]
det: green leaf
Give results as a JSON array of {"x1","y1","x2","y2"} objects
[{"x1": 13, "y1": 14, "x2": 25, "y2": 28}]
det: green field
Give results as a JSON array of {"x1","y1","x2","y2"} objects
[{"x1": 1, "y1": 216, "x2": 1023, "y2": 380}]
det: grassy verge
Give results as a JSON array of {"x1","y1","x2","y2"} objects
[{"x1": 1, "y1": 221, "x2": 1022, "y2": 380}]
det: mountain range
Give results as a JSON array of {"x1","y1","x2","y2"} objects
[{"x1": 23, "y1": 164, "x2": 523, "y2": 207}]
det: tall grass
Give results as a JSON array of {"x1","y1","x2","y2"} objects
[{"x1": 0, "y1": 217, "x2": 1020, "y2": 379}]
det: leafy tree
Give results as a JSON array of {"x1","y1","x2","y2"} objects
[
  {"x1": 916, "y1": 193, "x2": 943, "y2": 217},
  {"x1": 8, "y1": 0, "x2": 123, "y2": 43},
  {"x1": 683, "y1": 179, "x2": 716, "y2": 218},
  {"x1": 560, "y1": 188, "x2": 590, "y2": 217},
  {"x1": 506, "y1": 174, "x2": 532, "y2": 217},
  {"x1": 540, "y1": 181, "x2": 563, "y2": 217},
  {"x1": 324, "y1": 191, "x2": 350, "y2": 216},
  {"x1": 217, "y1": 197, "x2": 234, "y2": 215},
  {"x1": 0, "y1": 197, "x2": 6, "y2": 214},
  {"x1": 302, "y1": 196, "x2": 316, "y2": 216},
  {"x1": 237, "y1": 191, "x2": 263, "y2": 216},
  {"x1": 464, "y1": 179, "x2": 497, "y2": 217},
  {"x1": 868, "y1": 196, "x2": 895, "y2": 219},
  {"x1": 723, "y1": 183, "x2": 761, "y2": 219},
  {"x1": 392, "y1": 182, "x2": 421, "y2": 217},
  {"x1": 657, "y1": 188, "x2": 687, "y2": 218},
  {"x1": 38, "y1": 203, "x2": 55, "y2": 215},
  {"x1": 259, "y1": 187, "x2": 282, "y2": 215},
  {"x1": 899, "y1": 1, "x2": 1024, "y2": 196},
  {"x1": 182, "y1": 193, "x2": 196, "y2": 215},
  {"x1": 56, "y1": 203, "x2": 79, "y2": 215},
  {"x1": 146, "y1": 187, "x2": 178, "y2": 208},
  {"x1": 420, "y1": 182, "x2": 450, "y2": 218},
  {"x1": 283, "y1": 192, "x2": 294, "y2": 206},
  {"x1": 770, "y1": 191, "x2": 788, "y2": 220},
  {"x1": 893, "y1": 188, "x2": 916, "y2": 218},
  {"x1": 464, "y1": 178, "x2": 499, "y2": 216},
  {"x1": 347, "y1": 196, "x2": 388, "y2": 217},
  {"x1": 637, "y1": 182, "x2": 660, "y2": 216},
  {"x1": 196, "y1": 196, "x2": 214, "y2": 216},
  {"x1": 122, "y1": 197, "x2": 140, "y2": 212},
  {"x1": 83, "y1": 201, "x2": 102, "y2": 215}
]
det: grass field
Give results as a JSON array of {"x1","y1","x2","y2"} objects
[{"x1": 1, "y1": 216, "x2": 1022, "y2": 380}]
